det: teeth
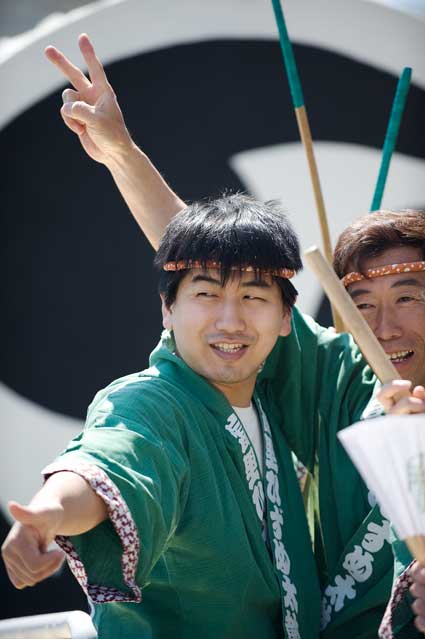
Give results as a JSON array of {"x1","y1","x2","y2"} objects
[
  {"x1": 214, "y1": 343, "x2": 244, "y2": 352},
  {"x1": 387, "y1": 350, "x2": 413, "y2": 362}
]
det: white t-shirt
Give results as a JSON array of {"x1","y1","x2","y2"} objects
[
  {"x1": 233, "y1": 403, "x2": 263, "y2": 475},
  {"x1": 233, "y1": 402, "x2": 268, "y2": 542}
]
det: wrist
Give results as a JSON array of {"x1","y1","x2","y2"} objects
[{"x1": 103, "y1": 138, "x2": 146, "y2": 172}]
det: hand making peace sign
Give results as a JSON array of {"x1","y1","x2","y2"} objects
[
  {"x1": 45, "y1": 33, "x2": 185, "y2": 249},
  {"x1": 45, "y1": 34, "x2": 133, "y2": 165}
]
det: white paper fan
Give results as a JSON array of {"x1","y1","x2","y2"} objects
[
  {"x1": 338, "y1": 414, "x2": 425, "y2": 562},
  {"x1": 0, "y1": 611, "x2": 97, "y2": 638}
]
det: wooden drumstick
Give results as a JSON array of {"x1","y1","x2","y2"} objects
[{"x1": 270, "y1": 0, "x2": 343, "y2": 332}]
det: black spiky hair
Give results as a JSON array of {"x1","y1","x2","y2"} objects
[{"x1": 155, "y1": 193, "x2": 302, "y2": 309}]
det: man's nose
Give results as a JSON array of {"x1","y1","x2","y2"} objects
[
  {"x1": 372, "y1": 306, "x2": 403, "y2": 342},
  {"x1": 215, "y1": 300, "x2": 246, "y2": 333}
]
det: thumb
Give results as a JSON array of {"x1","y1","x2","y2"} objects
[
  {"x1": 377, "y1": 379, "x2": 412, "y2": 410},
  {"x1": 8, "y1": 500, "x2": 63, "y2": 549},
  {"x1": 412, "y1": 385, "x2": 425, "y2": 400},
  {"x1": 8, "y1": 501, "x2": 40, "y2": 525},
  {"x1": 62, "y1": 100, "x2": 95, "y2": 125},
  {"x1": 8, "y1": 500, "x2": 60, "y2": 533}
]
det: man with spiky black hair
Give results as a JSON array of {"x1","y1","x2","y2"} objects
[
  {"x1": 2, "y1": 194, "x2": 322, "y2": 639},
  {"x1": 156, "y1": 195, "x2": 300, "y2": 310}
]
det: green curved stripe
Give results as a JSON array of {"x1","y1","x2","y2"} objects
[
  {"x1": 271, "y1": 0, "x2": 304, "y2": 108},
  {"x1": 371, "y1": 67, "x2": 412, "y2": 211}
]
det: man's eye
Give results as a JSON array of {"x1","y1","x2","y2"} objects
[
  {"x1": 397, "y1": 295, "x2": 414, "y2": 303},
  {"x1": 244, "y1": 295, "x2": 265, "y2": 301},
  {"x1": 196, "y1": 291, "x2": 216, "y2": 297},
  {"x1": 356, "y1": 303, "x2": 373, "y2": 310}
]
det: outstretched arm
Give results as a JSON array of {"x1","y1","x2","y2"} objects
[
  {"x1": 45, "y1": 34, "x2": 185, "y2": 249},
  {"x1": 1, "y1": 471, "x2": 108, "y2": 589}
]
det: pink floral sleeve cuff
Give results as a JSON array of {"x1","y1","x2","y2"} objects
[
  {"x1": 378, "y1": 560, "x2": 415, "y2": 638},
  {"x1": 43, "y1": 461, "x2": 141, "y2": 604}
]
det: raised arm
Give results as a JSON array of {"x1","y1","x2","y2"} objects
[
  {"x1": 1, "y1": 471, "x2": 107, "y2": 589},
  {"x1": 45, "y1": 34, "x2": 185, "y2": 249}
]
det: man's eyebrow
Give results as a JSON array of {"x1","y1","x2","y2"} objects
[
  {"x1": 349, "y1": 277, "x2": 425, "y2": 299},
  {"x1": 190, "y1": 274, "x2": 272, "y2": 288},
  {"x1": 191, "y1": 274, "x2": 221, "y2": 285},
  {"x1": 348, "y1": 287, "x2": 371, "y2": 300},
  {"x1": 390, "y1": 277, "x2": 424, "y2": 289},
  {"x1": 241, "y1": 279, "x2": 272, "y2": 288}
]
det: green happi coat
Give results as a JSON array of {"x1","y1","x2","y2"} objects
[
  {"x1": 45, "y1": 329, "x2": 321, "y2": 639},
  {"x1": 260, "y1": 308, "x2": 417, "y2": 639}
]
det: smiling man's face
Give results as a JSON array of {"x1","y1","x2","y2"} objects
[
  {"x1": 347, "y1": 246, "x2": 425, "y2": 387},
  {"x1": 161, "y1": 268, "x2": 292, "y2": 407}
]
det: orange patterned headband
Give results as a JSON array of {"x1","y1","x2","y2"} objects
[
  {"x1": 341, "y1": 261, "x2": 425, "y2": 287},
  {"x1": 163, "y1": 260, "x2": 295, "y2": 279}
]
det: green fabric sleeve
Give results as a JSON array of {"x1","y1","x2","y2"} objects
[
  {"x1": 54, "y1": 381, "x2": 190, "y2": 594},
  {"x1": 259, "y1": 308, "x2": 322, "y2": 468},
  {"x1": 260, "y1": 308, "x2": 374, "y2": 471}
]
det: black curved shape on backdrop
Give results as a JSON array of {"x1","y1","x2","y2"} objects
[
  {"x1": 1, "y1": 39, "x2": 424, "y2": 420},
  {"x1": 1, "y1": 37, "x2": 424, "y2": 622}
]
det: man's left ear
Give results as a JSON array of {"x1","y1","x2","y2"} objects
[
  {"x1": 160, "y1": 294, "x2": 173, "y2": 330},
  {"x1": 279, "y1": 309, "x2": 292, "y2": 337}
]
